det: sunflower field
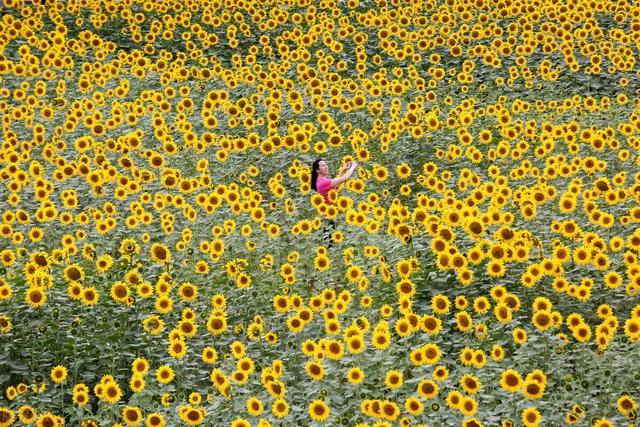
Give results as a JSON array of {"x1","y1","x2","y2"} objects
[{"x1": 1, "y1": 0, "x2": 640, "y2": 425}]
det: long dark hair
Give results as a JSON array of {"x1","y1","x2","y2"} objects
[{"x1": 311, "y1": 158, "x2": 322, "y2": 191}]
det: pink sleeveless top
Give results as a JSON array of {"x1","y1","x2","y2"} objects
[{"x1": 316, "y1": 177, "x2": 333, "y2": 204}]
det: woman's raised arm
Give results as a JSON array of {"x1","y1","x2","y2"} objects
[{"x1": 330, "y1": 161, "x2": 358, "y2": 187}]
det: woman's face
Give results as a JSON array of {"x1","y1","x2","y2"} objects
[{"x1": 317, "y1": 160, "x2": 329, "y2": 176}]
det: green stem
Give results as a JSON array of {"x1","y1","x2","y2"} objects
[{"x1": 60, "y1": 384, "x2": 64, "y2": 417}]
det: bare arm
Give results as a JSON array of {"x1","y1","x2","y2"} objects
[
  {"x1": 337, "y1": 162, "x2": 350, "y2": 177},
  {"x1": 330, "y1": 161, "x2": 358, "y2": 187}
]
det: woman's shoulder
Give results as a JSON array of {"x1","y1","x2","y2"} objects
[{"x1": 316, "y1": 177, "x2": 332, "y2": 191}]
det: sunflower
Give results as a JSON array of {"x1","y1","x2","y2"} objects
[
  {"x1": 230, "y1": 419, "x2": 250, "y2": 427},
  {"x1": 594, "y1": 417, "x2": 617, "y2": 427},
  {"x1": 309, "y1": 400, "x2": 330, "y2": 422},
  {"x1": 458, "y1": 345, "x2": 476, "y2": 366},
  {"x1": 143, "y1": 315, "x2": 164, "y2": 335},
  {"x1": 150, "y1": 243, "x2": 171, "y2": 264},
  {"x1": 324, "y1": 339, "x2": 345, "y2": 360},
  {"x1": 379, "y1": 400, "x2": 400, "y2": 421},
  {"x1": 456, "y1": 311, "x2": 473, "y2": 332},
  {"x1": 396, "y1": 163, "x2": 412, "y2": 179},
  {"x1": 417, "y1": 379, "x2": 439, "y2": 399},
  {"x1": 346, "y1": 335, "x2": 365, "y2": 354},
  {"x1": 512, "y1": 327, "x2": 528, "y2": 344},
  {"x1": 146, "y1": 413, "x2": 165, "y2": 427},
  {"x1": 156, "y1": 365, "x2": 174, "y2": 384},
  {"x1": 461, "y1": 374, "x2": 481, "y2": 394},
  {"x1": 395, "y1": 320, "x2": 412, "y2": 337},
  {"x1": 182, "y1": 405, "x2": 207, "y2": 426},
  {"x1": 305, "y1": 361, "x2": 324, "y2": 381},
  {"x1": 396, "y1": 279, "x2": 416, "y2": 297},
  {"x1": 558, "y1": 195, "x2": 576, "y2": 213},
  {"x1": 81, "y1": 286, "x2": 99, "y2": 305},
  {"x1": 230, "y1": 341, "x2": 246, "y2": 359},
  {"x1": 37, "y1": 413, "x2": 64, "y2": 427},
  {"x1": 206, "y1": 313, "x2": 229, "y2": 336},
  {"x1": 473, "y1": 296, "x2": 491, "y2": 314},
  {"x1": 0, "y1": 407, "x2": 15, "y2": 426},
  {"x1": 63, "y1": 264, "x2": 85, "y2": 283},
  {"x1": 565, "y1": 412, "x2": 580, "y2": 424},
  {"x1": 267, "y1": 223, "x2": 281, "y2": 237},
  {"x1": 102, "y1": 382, "x2": 122, "y2": 404},
  {"x1": 246, "y1": 397, "x2": 264, "y2": 416},
  {"x1": 384, "y1": 369, "x2": 403, "y2": 389},
  {"x1": 623, "y1": 318, "x2": 640, "y2": 340},
  {"x1": 272, "y1": 398, "x2": 289, "y2": 418},
  {"x1": 177, "y1": 320, "x2": 197, "y2": 338},
  {"x1": 494, "y1": 303, "x2": 513, "y2": 324},
  {"x1": 592, "y1": 253, "x2": 610, "y2": 270},
  {"x1": 155, "y1": 296, "x2": 173, "y2": 314},
  {"x1": 160, "y1": 393, "x2": 174, "y2": 407},
  {"x1": 346, "y1": 367, "x2": 364, "y2": 384},
  {"x1": 17, "y1": 406, "x2": 36, "y2": 424},
  {"x1": 532, "y1": 310, "x2": 553, "y2": 331},
  {"x1": 286, "y1": 316, "x2": 304, "y2": 333},
  {"x1": 168, "y1": 339, "x2": 187, "y2": 359},
  {"x1": 572, "y1": 323, "x2": 592, "y2": 342},
  {"x1": 423, "y1": 365, "x2": 445, "y2": 385},
  {"x1": 617, "y1": 394, "x2": 637, "y2": 415},
  {"x1": 420, "y1": 315, "x2": 442, "y2": 335},
  {"x1": 372, "y1": 330, "x2": 390, "y2": 350},
  {"x1": 211, "y1": 368, "x2": 230, "y2": 392},
  {"x1": 5, "y1": 385, "x2": 17, "y2": 401},
  {"x1": 129, "y1": 375, "x2": 145, "y2": 393},
  {"x1": 401, "y1": 397, "x2": 424, "y2": 417},
  {"x1": 178, "y1": 282, "x2": 198, "y2": 302},
  {"x1": 431, "y1": 294, "x2": 450, "y2": 314},
  {"x1": 314, "y1": 255, "x2": 330, "y2": 271},
  {"x1": 500, "y1": 369, "x2": 522, "y2": 392},
  {"x1": 50, "y1": 365, "x2": 67, "y2": 384},
  {"x1": 439, "y1": 389, "x2": 461, "y2": 413},
  {"x1": 572, "y1": 247, "x2": 591, "y2": 265},
  {"x1": 522, "y1": 407, "x2": 542, "y2": 427},
  {"x1": 202, "y1": 346, "x2": 218, "y2": 364},
  {"x1": 489, "y1": 345, "x2": 504, "y2": 363},
  {"x1": 487, "y1": 260, "x2": 506, "y2": 277},
  {"x1": 460, "y1": 396, "x2": 478, "y2": 416},
  {"x1": 457, "y1": 268, "x2": 474, "y2": 285},
  {"x1": 120, "y1": 406, "x2": 143, "y2": 426},
  {"x1": 25, "y1": 287, "x2": 47, "y2": 308},
  {"x1": 110, "y1": 282, "x2": 130, "y2": 303},
  {"x1": 604, "y1": 272, "x2": 622, "y2": 289},
  {"x1": 273, "y1": 295, "x2": 290, "y2": 313}
]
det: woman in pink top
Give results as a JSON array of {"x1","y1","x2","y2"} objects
[
  {"x1": 311, "y1": 158, "x2": 358, "y2": 203},
  {"x1": 311, "y1": 158, "x2": 358, "y2": 244}
]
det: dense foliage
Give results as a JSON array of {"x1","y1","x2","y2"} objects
[{"x1": 1, "y1": 0, "x2": 640, "y2": 425}]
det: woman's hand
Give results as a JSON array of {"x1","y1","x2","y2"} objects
[
  {"x1": 339, "y1": 161, "x2": 356, "y2": 177},
  {"x1": 331, "y1": 161, "x2": 359, "y2": 187}
]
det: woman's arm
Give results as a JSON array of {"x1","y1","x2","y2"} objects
[
  {"x1": 337, "y1": 163, "x2": 350, "y2": 177},
  {"x1": 330, "y1": 161, "x2": 358, "y2": 187}
]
